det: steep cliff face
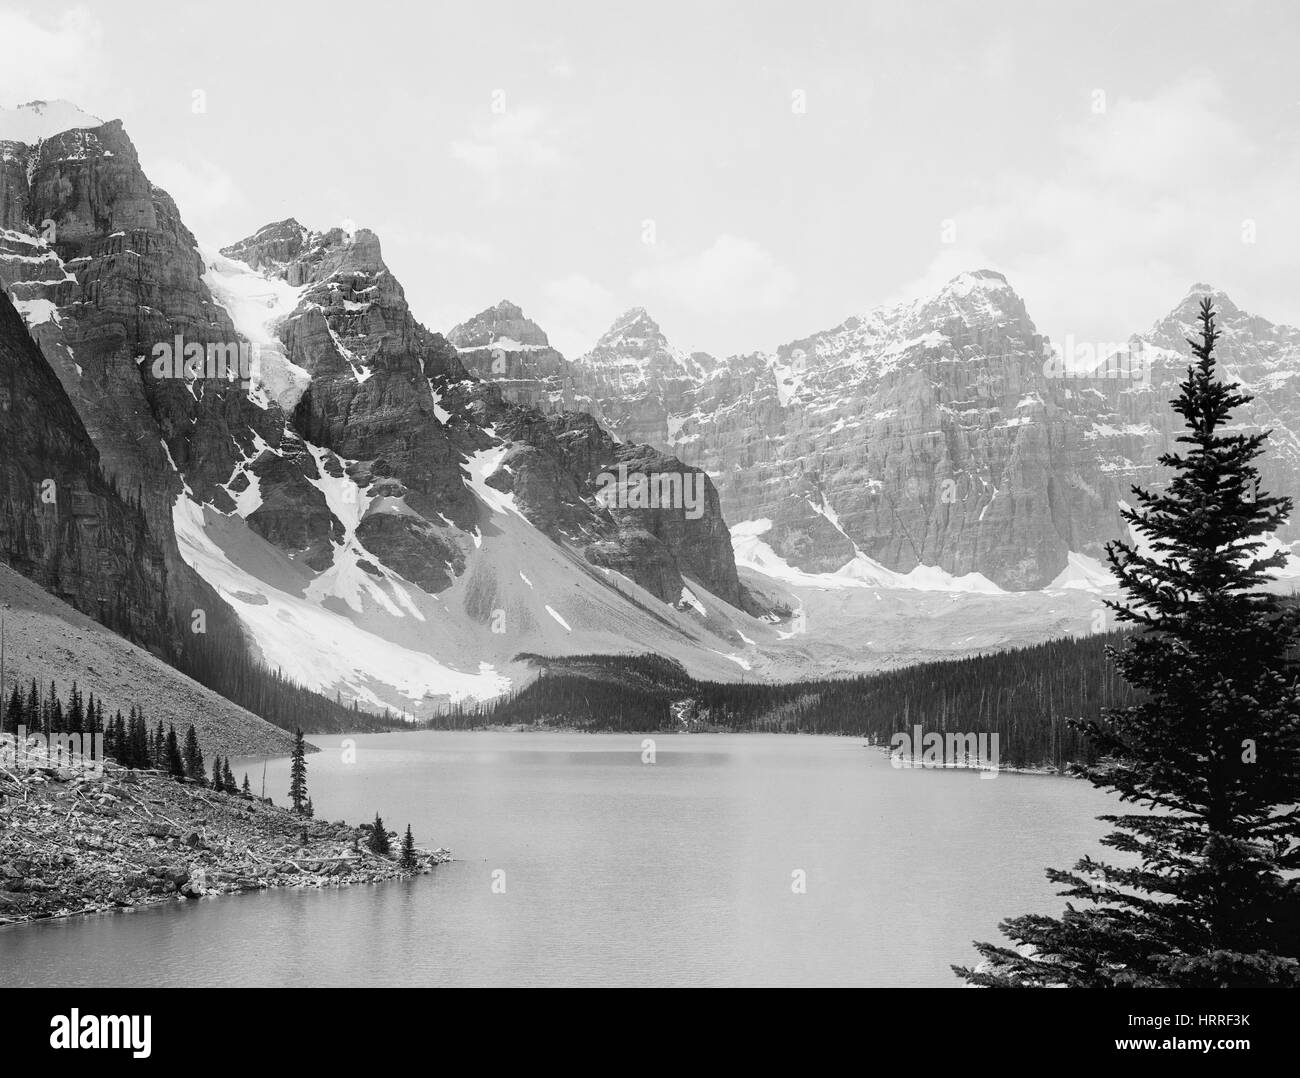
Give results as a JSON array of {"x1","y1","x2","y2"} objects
[
  {"x1": 530, "y1": 271, "x2": 1300, "y2": 591},
  {"x1": 448, "y1": 300, "x2": 569, "y2": 411},
  {"x1": 557, "y1": 273, "x2": 1094, "y2": 588},
  {"x1": 155, "y1": 214, "x2": 761, "y2": 710},
  {"x1": 0, "y1": 289, "x2": 170, "y2": 651},
  {"x1": 0, "y1": 111, "x2": 265, "y2": 660},
  {"x1": 2, "y1": 98, "x2": 762, "y2": 713},
  {"x1": 212, "y1": 221, "x2": 750, "y2": 610},
  {"x1": 488, "y1": 409, "x2": 748, "y2": 609},
  {"x1": 567, "y1": 308, "x2": 720, "y2": 450}
]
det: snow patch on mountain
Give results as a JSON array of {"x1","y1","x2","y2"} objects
[
  {"x1": 463, "y1": 444, "x2": 528, "y2": 521},
  {"x1": 1046, "y1": 551, "x2": 1117, "y2": 592},
  {"x1": 730, "y1": 519, "x2": 1002, "y2": 593},
  {"x1": 0, "y1": 100, "x2": 102, "y2": 144},
  {"x1": 201, "y1": 247, "x2": 312, "y2": 409},
  {"x1": 172, "y1": 493, "x2": 509, "y2": 707}
]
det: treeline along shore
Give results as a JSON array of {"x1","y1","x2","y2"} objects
[
  {"x1": 0, "y1": 684, "x2": 446, "y2": 928},
  {"x1": 430, "y1": 631, "x2": 1145, "y2": 771}
]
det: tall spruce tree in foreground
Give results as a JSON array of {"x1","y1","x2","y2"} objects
[
  {"x1": 288, "y1": 727, "x2": 308, "y2": 814},
  {"x1": 956, "y1": 299, "x2": 1300, "y2": 987}
]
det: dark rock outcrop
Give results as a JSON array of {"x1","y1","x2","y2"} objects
[
  {"x1": 0, "y1": 290, "x2": 170, "y2": 650},
  {"x1": 448, "y1": 300, "x2": 569, "y2": 410},
  {"x1": 0, "y1": 117, "x2": 271, "y2": 659}
]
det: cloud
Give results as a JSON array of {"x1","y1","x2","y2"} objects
[
  {"x1": 0, "y1": 7, "x2": 103, "y2": 103},
  {"x1": 537, "y1": 272, "x2": 617, "y2": 357},
  {"x1": 1063, "y1": 75, "x2": 1252, "y2": 189},
  {"x1": 148, "y1": 157, "x2": 238, "y2": 230},
  {"x1": 631, "y1": 235, "x2": 796, "y2": 315},
  {"x1": 450, "y1": 105, "x2": 563, "y2": 200},
  {"x1": 901, "y1": 73, "x2": 1300, "y2": 341},
  {"x1": 429, "y1": 233, "x2": 495, "y2": 262}
]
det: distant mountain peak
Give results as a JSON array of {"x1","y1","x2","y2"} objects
[
  {"x1": 1159, "y1": 284, "x2": 1245, "y2": 328},
  {"x1": 0, "y1": 99, "x2": 103, "y2": 144},
  {"x1": 953, "y1": 268, "x2": 1009, "y2": 286},
  {"x1": 448, "y1": 299, "x2": 552, "y2": 350},
  {"x1": 932, "y1": 269, "x2": 1018, "y2": 302},
  {"x1": 596, "y1": 307, "x2": 664, "y2": 347},
  {"x1": 614, "y1": 305, "x2": 656, "y2": 325}
]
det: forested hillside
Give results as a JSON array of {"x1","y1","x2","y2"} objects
[{"x1": 431, "y1": 632, "x2": 1142, "y2": 769}]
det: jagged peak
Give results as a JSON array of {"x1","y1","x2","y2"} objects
[
  {"x1": 448, "y1": 299, "x2": 551, "y2": 349},
  {"x1": 905, "y1": 268, "x2": 1028, "y2": 331},
  {"x1": 934, "y1": 269, "x2": 1016, "y2": 299},
  {"x1": 0, "y1": 99, "x2": 103, "y2": 144},
  {"x1": 220, "y1": 218, "x2": 311, "y2": 268},
  {"x1": 1162, "y1": 283, "x2": 1245, "y2": 323},
  {"x1": 595, "y1": 306, "x2": 664, "y2": 346},
  {"x1": 953, "y1": 268, "x2": 1009, "y2": 285},
  {"x1": 615, "y1": 305, "x2": 654, "y2": 325},
  {"x1": 255, "y1": 218, "x2": 306, "y2": 237}
]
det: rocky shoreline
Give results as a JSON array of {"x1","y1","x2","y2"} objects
[{"x1": 0, "y1": 763, "x2": 449, "y2": 927}]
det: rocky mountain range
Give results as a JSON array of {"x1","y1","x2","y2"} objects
[
  {"x1": 457, "y1": 274, "x2": 1300, "y2": 592},
  {"x1": 0, "y1": 101, "x2": 765, "y2": 718},
  {"x1": 2, "y1": 98, "x2": 1297, "y2": 720}
]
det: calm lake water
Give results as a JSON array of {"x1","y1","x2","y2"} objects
[{"x1": 0, "y1": 731, "x2": 1116, "y2": 987}]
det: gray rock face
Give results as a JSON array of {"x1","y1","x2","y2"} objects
[
  {"x1": 0, "y1": 118, "x2": 269, "y2": 656},
  {"x1": 506, "y1": 271, "x2": 1299, "y2": 590},
  {"x1": 566, "y1": 307, "x2": 719, "y2": 450},
  {"x1": 1, "y1": 107, "x2": 758, "y2": 720},
  {"x1": 449, "y1": 300, "x2": 570, "y2": 411},
  {"x1": 489, "y1": 409, "x2": 750, "y2": 609},
  {"x1": 0, "y1": 289, "x2": 170, "y2": 651},
  {"x1": 220, "y1": 223, "x2": 751, "y2": 607}
]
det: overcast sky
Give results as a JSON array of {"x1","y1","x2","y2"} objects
[{"x1": 3, "y1": 0, "x2": 1297, "y2": 357}]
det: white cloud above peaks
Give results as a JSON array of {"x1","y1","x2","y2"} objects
[{"x1": 632, "y1": 234, "x2": 796, "y2": 316}]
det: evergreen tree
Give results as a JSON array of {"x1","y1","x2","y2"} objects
[
  {"x1": 212, "y1": 755, "x2": 224, "y2": 789},
  {"x1": 109, "y1": 711, "x2": 126, "y2": 764},
  {"x1": 288, "y1": 727, "x2": 308, "y2": 814},
  {"x1": 183, "y1": 725, "x2": 205, "y2": 784},
  {"x1": 222, "y1": 758, "x2": 236, "y2": 793},
  {"x1": 153, "y1": 720, "x2": 166, "y2": 769},
  {"x1": 367, "y1": 812, "x2": 391, "y2": 856},
  {"x1": 5, "y1": 681, "x2": 22, "y2": 733},
  {"x1": 131, "y1": 709, "x2": 149, "y2": 769},
  {"x1": 957, "y1": 299, "x2": 1300, "y2": 988},
  {"x1": 399, "y1": 824, "x2": 417, "y2": 871},
  {"x1": 242, "y1": 773, "x2": 251, "y2": 795},
  {"x1": 304, "y1": 796, "x2": 314, "y2": 819},
  {"x1": 165, "y1": 725, "x2": 185, "y2": 781},
  {"x1": 67, "y1": 683, "x2": 83, "y2": 734}
]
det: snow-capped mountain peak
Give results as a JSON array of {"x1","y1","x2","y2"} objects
[{"x1": 0, "y1": 99, "x2": 103, "y2": 144}]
